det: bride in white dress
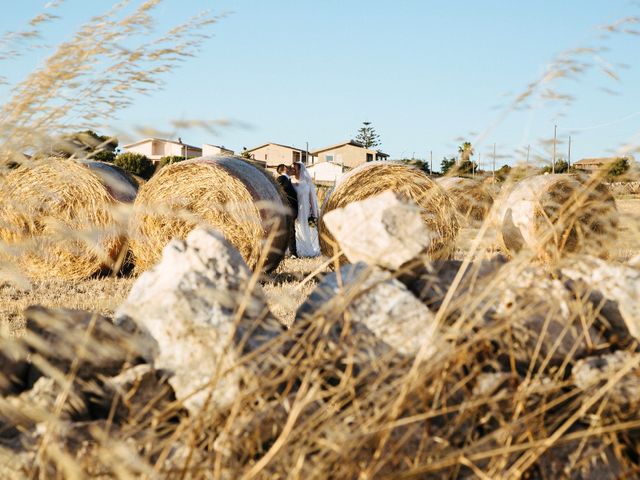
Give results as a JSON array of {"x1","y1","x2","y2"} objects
[{"x1": 291, "y1": 162, "x2": 320, "y2": 257}]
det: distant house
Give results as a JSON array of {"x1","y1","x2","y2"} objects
[
  {"x1": 573, "y1": 156, "x2": 635, "y2": 172},
  {"x1": 202, "y1": 144, "x2": 234, "y2": 156},
  {"x1": 244, "y1": 143, "x2": 310, "y2": 169},
  {"x1": 122, "y1": 138, "x2": 202, "y2": 162},
  {"x1": 306, "y1": 161, "x2": 344, "y2": 183},
  {"x1": 310, "y1": 140, "x2": 389, "y2": 169}
]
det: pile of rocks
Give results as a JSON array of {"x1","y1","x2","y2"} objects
[{"x1": 0, "y1": 191, "x2": 638, "y2": 478}]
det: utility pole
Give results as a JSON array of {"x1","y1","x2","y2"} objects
[
  {"x1": 430, "y1": 150, "x2": 433, "y2": 176},
  {"x1": 492, "y1": 143, "x2": 496, "y2": 181},
  {"x1": 477, "y1": 152, "x2": 481, "y2": 178},
  {"x1": 552, "y1": 124, "x2": 557, "y2": 174},
  {"x1": 306, "y1": 141, "x2": 310, "y2": 165},
  {"x1": 567, "y1": 136, "x2": 572, "y2": 168},
  {"x1": 526, "y1": 144, "x2": 530, "y2": 164}
]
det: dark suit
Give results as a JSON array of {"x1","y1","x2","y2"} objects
[{"x1": 277, "y1": 174, "x2": 298, "y2": 256}]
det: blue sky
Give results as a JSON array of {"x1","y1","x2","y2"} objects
[{"x1": 3, "y1": 1, "x2": 640, "y2": 170}]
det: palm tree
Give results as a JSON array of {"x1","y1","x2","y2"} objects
[{"x1": 457, "y1": 142, "x2": 474, "y2": 165}]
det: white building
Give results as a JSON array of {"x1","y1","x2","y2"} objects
[
  {"x1": 306, "y1": 161, "x2": 344, "y2": 183},
  {"x1": 122, "y1": 138, "x2": 202, "y2": 162},
  {"x1": 202, "y1": 144, "x2": 234, "y2": 156}
]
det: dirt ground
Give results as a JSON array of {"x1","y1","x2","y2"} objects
[{"x1": 1, "y1": 198, "x2": 638, "y2": 333}]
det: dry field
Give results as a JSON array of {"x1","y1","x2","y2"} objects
[{"x1": 2, "y1": 197, "x2": 638, "y2": 333}]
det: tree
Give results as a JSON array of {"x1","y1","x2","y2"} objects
[
  {"x1": 240, "y1": 147, "x2": 252, "y2": 159},
  {"x1": 456, "y1": 159, "x2": 478, "y2": 176},
  {"x1": 158, "y1": 155, "x2": 186, "y2": 170},
  {"x1": 542, "y1": 158, "x2": 569, "y2": 174},
  {"x1": 47, "y1": 130, "x2": 118, "y2": 159},
  {"x1": 354, "y1": 121, "x2": 380, "y2": 149},
  {"x1": 441, "y1": 157, "x2": 456, "y2": 174},
  {"x1": 113, "y1": 152, "x2": 155, "y2": 179},
  {"x1": 457, "y1": 142, "x2": 474, "y2": 164},
  {"x1": 606, "y1": 157, "x2": 630, "y2": 178},
  {"x1": 396, "y1": 158, "x2": 430, "y2": 174},
  {"x1": 496, "y1": 164, "x2": 512, "y2": 181},
  {"x1": 91, "y1": 150, "x2": 116, "y2": 163}
]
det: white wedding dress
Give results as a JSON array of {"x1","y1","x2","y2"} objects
[{"x1": 292, "y1": 164, "x2": 321, "y2": 257}]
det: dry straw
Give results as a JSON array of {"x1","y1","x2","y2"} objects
[
  {"x1": 493, "y1": 173, "x2": 619, "y2": 261},
  {"x1": 319, "y1": 162, "x2": 460, "y2": 260},
  {"x1": 129, "y1": 156, "x2": 289, "y2": 272},
  {"x1": 0, "y1": 158, "x2": 133, "y2": 280},
  {"x1": 436, "y1": 176, "x2": 494, "y2": 226}
]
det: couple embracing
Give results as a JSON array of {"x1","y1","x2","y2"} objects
[{"x1": 276, "y1": 162, "x2": 320, "y2": 257}]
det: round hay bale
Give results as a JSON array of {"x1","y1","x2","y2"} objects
[
  {"x1": 319, "y1": 162, "x2": 460, "y2": 260},
  {"x1": 129, "y1": 156, "x2": 288, "y2": 272},
  {"x1": 436, "y1": 176, "x2": 493, "y2": 226},
  {"x1": 494, "y1": 174, "x2": 618, "y2": 260},
  {"x1": 0, "y1": 158, "x2": 130, "y2": 280},
  {"x1": 81, "y1": 160, "x2": 138, "y2": 203}
]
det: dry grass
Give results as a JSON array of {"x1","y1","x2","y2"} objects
[
  {"x1": 436, "y1": 176, "x2": 494, "y2": 225},
  {"x1": 0, "y1": 277, "x2": 134, "y2": 335},
  {"x1": 2, "y1": 2, "x2": 640, "y2": 478},
  {"x1": 129, "y1": 157, "x2": 289, "y2": 272}
]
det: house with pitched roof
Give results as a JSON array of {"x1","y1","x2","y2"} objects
[
  {"x1": 122, "y1": 138, "x2": 202, "y2": 162},
  {"x1": 243, "y1": 142, "x2": 310, "y2": 169},
  {"x1": 310, "y1": 140, "x2": 389, "y2": 169}
]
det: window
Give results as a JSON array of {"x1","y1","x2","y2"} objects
[
  {"x1": 326, "y1": 155, "x2": 334, "y2": 163},
  {"x1": 366, "y1": 153, "x2": 373, "y2": 162},
  {"x1": 293, "y1": 151, "x2": 301, "y2": 162},
  {"x1": 264, "y1": 154, "x2": 268, "y2": 161}
]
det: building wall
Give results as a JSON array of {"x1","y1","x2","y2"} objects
[
  {"x1": 314, "y1": 144, "x2": 381, "y2": 169},
  {"x1": 203, "y1": 144, "x2": 234, "y2": 156},
  {"x1": 125, "y1": 140, "x2": 201, "y2": 161},
  {"x1": 249, "y1": 144, "x2": 307, "y2": 168},
  {"x1": 306, "y1": 161, "x2": 344, "y2": 183}
]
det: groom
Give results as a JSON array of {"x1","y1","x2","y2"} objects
[{"x1": 276, "y1": 163, "x2": 298, "y2": 257}]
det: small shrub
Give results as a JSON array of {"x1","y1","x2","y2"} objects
[
  {"x1": 607, "y1": 157, "x2": 630, "y2": 179},
  {"x1": 113, "y1": 152, "x2": 155, "y2": 180},
  {"x1": 542, "y1": 158, "x2": 569, "y2": 174},
  {"x1": 158, "y1": 156, "x2": 186, "y2": 170},
  {"x1": 90, "y1": 150, "x2": 116, "y2": 163}
]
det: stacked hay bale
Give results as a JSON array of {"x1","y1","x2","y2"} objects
[
  {"x1": 129, "y1": 156, "x2": 288, "y2": 272},
  {"x1": 493, "y1": 174, "x2": 618, "y2": 261},
  {"x1": 436, "y1": 176, "x2": 493, "y2": 226},
  {"x1": 319, "y1": 162, "x2": 459, "y2": 260},
  {"x1": 0, "y1": 159, "x2": 136, "y2": 280}
]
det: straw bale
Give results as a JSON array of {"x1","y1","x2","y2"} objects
[
  {"x1": 129, "y1": 156, "x2": 288, "y2": 272},
  {"x1": 0, "y1": 158, "x2": 130, "y2": 280},
  {"x1": 82, "y1": 160, "x2": 138, "y2": 203},
  {"x1": 318, "y1": 162, "x2": 459, "y2": 260},
  {"x1": 436, "y1": 176, "x2": 494, "y2": 225},
  {"x1": 493, "y1": 174, "x2": 618, "y2": 260}
]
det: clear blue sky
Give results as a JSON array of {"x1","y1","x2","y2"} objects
[{"x1": 3, "y1": 1, "x2": 640, "y2": 170}]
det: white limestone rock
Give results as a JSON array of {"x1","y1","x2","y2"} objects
[
  {"x1": 561, "y1": 256, "x2": 640, "y2": 340},
  {"x1": 297, "y1": 262, "x2": 437, "y2": 357},
  {"x1": 322, "y1": 190, "x2": 432, "y2": 270},
  {"x1": 116, "y1": 228, "x2": 283, "y2": 414}
]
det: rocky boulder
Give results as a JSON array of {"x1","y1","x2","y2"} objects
[
  {"x1": 116, "y1": 228, "x2": 284, "y2": 414},
  {"x1": 297, "y1": 262, "x2": 437, "y2": 357},
  {"x1": 321, "y1": 190, "x2": 431, "y2": 270}
]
